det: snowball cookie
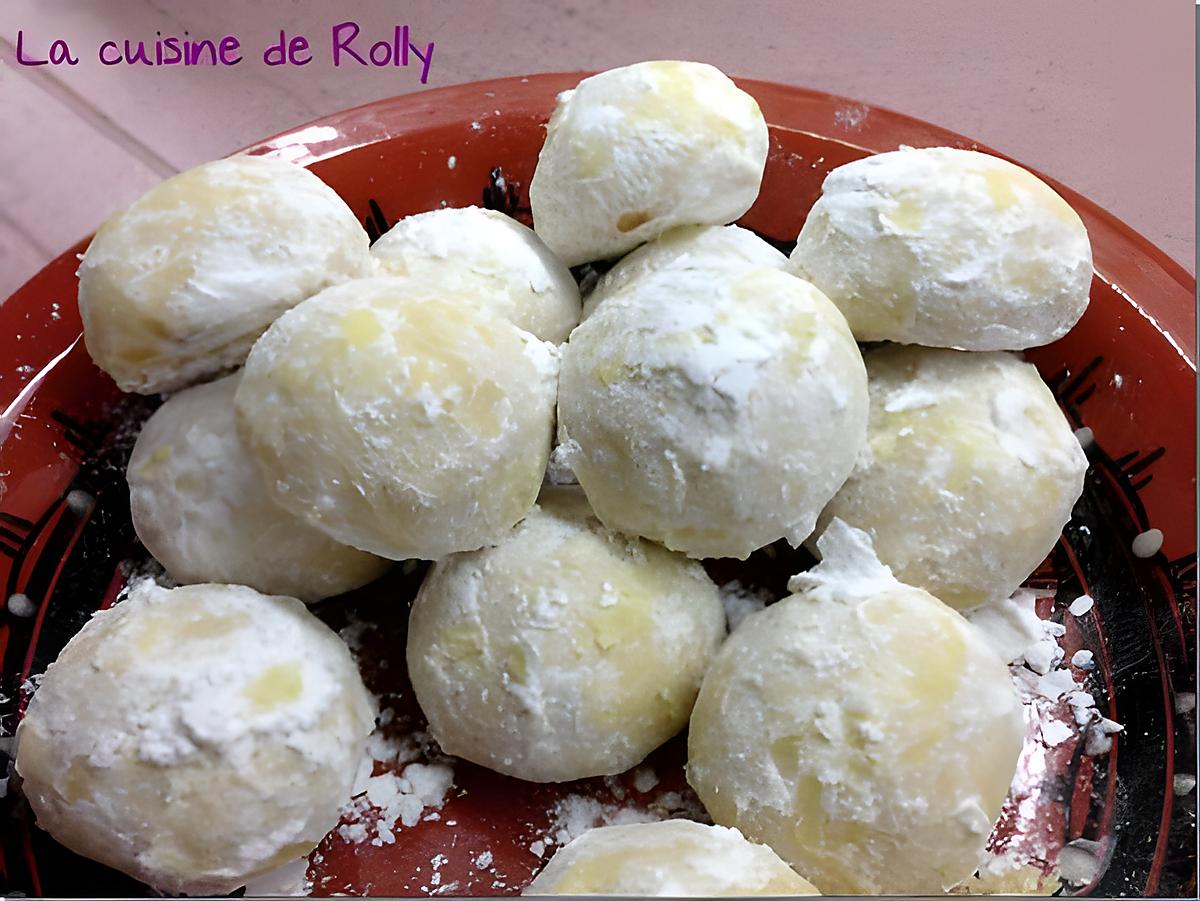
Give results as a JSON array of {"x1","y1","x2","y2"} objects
[
  {"x1": 558, "y1": 266, "x2": 868, "y2": 559},
  {"x1": 530, "y1": 61, "x2": 769, "y2": 266},
  {"x1": 78, "y1": 155, "x2": 372, "y2": 394},
  {"x1": 582, "y1": 224, "x2": 786, "y2": 319},
  {"x1": 407, "y1": 488, "x2": 725, "y2": 782},
  {"x1": 236, "y1": 276, "x2": 558, "y2": 560},
  {"x1": 371, "y1": 206, "x2": 581, "y2": 343},
  {"x1": 788, "y1": 146, "x2": 1092, "y2": 350},
  {"x1": 687, "y1": 520, "x2": 1025, "y2": 895},
  {"x1": 525, "y1": 820, "x2": 819, "y2": 896},
  {"x1": 816, "y1": 345, "x2": 1088, "y2": 609},
  {"x1": 14, "y1": 580, "x2": 374, "y2": 896},
  {"x1": 128, "y1": 374, "x2": 390, "y2": 602}
]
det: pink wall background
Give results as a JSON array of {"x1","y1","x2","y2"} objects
[{"x1": 1, "y1": 0, "x2": 1194, "y2": 301}]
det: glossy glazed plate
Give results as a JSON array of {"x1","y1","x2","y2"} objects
[{"x1": 0, "y1": 74, "x2": 1195, "y2": 898}]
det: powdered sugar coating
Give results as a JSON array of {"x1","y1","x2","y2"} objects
[
  {"x1": 530, "y1": 61, "x2": 769, "y2": 266},
  {"x1": 407, "y1": 489, "x2": 725, "y2": 782},
  {"x1": 687, "y1": 521, "x2": 1025, "y2": 895},
  {"x1": 524, "y1": 820, "x2": 818, "y2": 896},
  {"x1": 582, "y1": 224, "x2": 786, "y2": 320},
  {"x1": 559, "y1": 266, "x2": 867, "y2": 559},
  {"x1": 815, "y1": 346, "x2": 1088, "y2": 609},
  {"x1": 235, "y1": 277, "x2": 559, "y2": 560},
  {"x1": 128, "y1": 374, "x2": 390, "y2": 602},
  {"x1": 789, "y1": 147, "x2": 1092, "y2": 349},
  {"x1": 78, "y1": 155, "x2": 372, "y2": 394},
  {"x1": 14, "y1": 580, "x2": 374, "y2": 895},
  {"x1": 371, "y1": 206, "x2": 581, "y2": 343}
]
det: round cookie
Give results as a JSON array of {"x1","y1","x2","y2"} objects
[
  {"x1": 816, "y1": 345, "x2": 1088, "y2": 609},
  {"x1": 687, "y1": 521, "x2": 1025, "y2": 895},
  {"x1": 530, "y1": 61, "x2": 769, "y2": 266},
  {"x1": 582, "y1": 224, "x2": 786, "y2": 319},
  {"x1": 788, "y1": 146, "x2": 1092, "y2": 349},
  {"x1": 407, "y1": 489, "x2": 725, "y2": 782},
  {"x1": 14, "y1": 580, "x2": 375, "y2": 896},
  {"x1": 235, "y1": 276, "x2": 559, "y2": 561},
  {"x1": 128, "y1": 374, "x2": 390, "y2": 602},
  {"x1": 525, "y1": 820, "x2": 819, "y2": 896},
  {"x1": 371, "y1": 206, "x2": 581, "y2": 343},
  {"x1": 558, "y1": 266, "x2": 868, "y2": 559},
  {"x1": 78, "y1": 155, "x2": 372, "y2": 394}
]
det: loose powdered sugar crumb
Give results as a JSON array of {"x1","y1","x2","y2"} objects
[
  {"x1": 632, "y1": 766, "x2": 660, "y2": 793},
  {"x1": 1068, "y1": 594, "x2": 1094, "y2": 616},
  {"x1": 1084, "y1": 717, "x2": 1123, "y2": 756},
  {"x1": 1057, "y1": 839, "x2": 1105, "y2": 885},
  {"x1": 966, "y1": 584, "x2": 1125, "y2": 895},
  {"x1": 1040, "y1": 719, "x2": 1074, "y2": 747},
  {"x1": 1020, "y1": 637, "x2": 1061, "y2": 676},
  {"x1": 969, "y1": 581, "x2": 1125, "y2": 890},
  {"x1": 6, "y1": 593, "x2": 35, "y2": 618},
  {"x1": 545, "y1": 441, "x2": 580, "y2": 485},
  {"x1": 1034, "y1": 668, "x2": 1080, "y2": 701},
  {"x1": 339, "y1": 758, "x2": 455, "y2": 846},
  {"x1": 523, "y1": 785, "x2": 710, "y2": 865},
  {"x1": 718, "y1": 579, "x2": 772, "y2": 631},
  {"x1": 335, "y1": 720, "x2": 456, "y2": 848},
  {"x1": 1131, "y1": 528, "x2": 1163, "y2": 558},
  {"x1": 546, "y1": 795, "x2": 659, "y2": 847}
]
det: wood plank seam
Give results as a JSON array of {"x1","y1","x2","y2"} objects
[{"x1": 0, "y1": 37, "x2": 178, "y2": 178}]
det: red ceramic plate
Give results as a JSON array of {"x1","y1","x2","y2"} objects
[{"x1": 0, "y1": 74, "x2": 1194, "y2": 898}]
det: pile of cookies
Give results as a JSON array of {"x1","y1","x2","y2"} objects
[{"x1": 14, "y1": 60, "x2": 1092, "y2": 896}]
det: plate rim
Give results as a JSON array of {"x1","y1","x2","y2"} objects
[
  {"x1": 6, "y1": 72, "x2": 1194, "y2": 369},
  {"x1": 242, "y1": 70, "x2": 1197, "y2": 366}
]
